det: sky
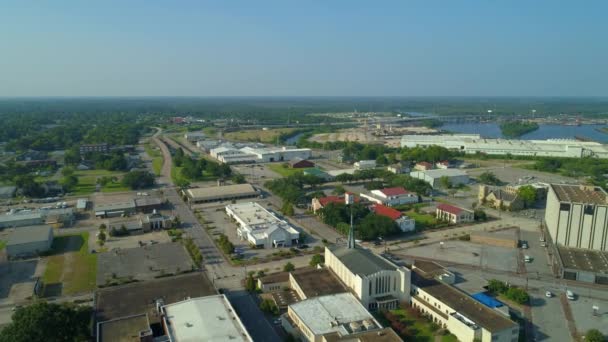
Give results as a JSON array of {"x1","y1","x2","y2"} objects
[{"x1": 1, "y1": 1, "x2": 607, "y2": 97}]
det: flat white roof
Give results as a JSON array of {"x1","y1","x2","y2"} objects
[
  {"x1": 411, "y1": 169, "x2": 468, "y2": 179},
  {"x1": 326, "y1": 168, "x2": 357, "y2": 177},
  {"x1": 289, "y1": 293, "x2": 378, "y2": 336},
  {"x1": 186, "y1": 184, "x2": 258, "y2": 201},
  {"x1": 163, "y1": 295, "x2": 252, "y2": 342}
]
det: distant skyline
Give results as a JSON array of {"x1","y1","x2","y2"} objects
[{"x1": 1, "y1": 1, "x2": 607, "y2": 97}]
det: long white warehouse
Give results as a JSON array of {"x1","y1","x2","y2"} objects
[
  {"x1": 401, "y1": 134, "x2": 608, "y2": 158},
  {"x1": 225, "y1": 202, "x2": 300, "y2": 248},
  {"x1": 210, "y1": 145, "x2": 312, "y2": 164}
]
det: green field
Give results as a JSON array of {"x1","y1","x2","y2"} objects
[
  {"x1": 73, "y1": 169, "x2": 128, "y2": 195},
  {"x1": 0, "y1": 240, "x2": 6, "y2": 251},
  {"x1": 152, "y1": 158, "x2": 163, "y2": 176},
  {"x1": 405, "y1": 210, "x2": 438, "y2": 229},
  {"x1": 267, "y1": 163, "x2": 309, "y2": 177},
  {"x1": 391, "y1": 308, "x2": 435, "y2": 342},
  {"x1": 43, "y1": 232, "x2": 97, "y2": 296}
]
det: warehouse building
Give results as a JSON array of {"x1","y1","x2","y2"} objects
[
  {"x1": 6, "y1": 225, "x2": 54, "y2": 258},
  {"x1": 226, "y1": 202, "x2": 299, "y2": 248},
  {"x1": 183, "y1": 131, "x2": 206, "y2": 142},
  {"x1": 401, "y1": 134, "x2": 608, "y2": 158},
  {"x1": 210, "y1": 145, "x2": 312, "y2": 164},
  {"x1": 545, "y1": 184, "x2": 608, "y2": 251},
  {"x1": 0, "y1": 212, "x2": 44, "y2": 229},
  {"x1": 410, "y1": 169, "x2": 469, "y2": 188},
  {"x1": 554, "y1": 246, "x2": 608, "y2": 284},
  {"x1": 184, "y1": 183, "x2": 259, "y2": 204}
]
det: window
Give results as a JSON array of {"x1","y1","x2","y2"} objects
[{"x1": 560, "y1": 203, "x2": 571, "y2": 211}]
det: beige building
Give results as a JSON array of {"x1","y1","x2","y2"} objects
[
  {"x1": 411, "y1": 268, "x2": 519, "y2": 342},
  {"x1": 183, "y1": 183, "x2": 259, "y2": 204},
  {"x1": 545, "y1": 184, "x2": 608, "y2": 251},
  {"x1": 325, "y1": 246, "x2": 411, "y2": 311},
  {"x1": 436, "y1": 204, "x2": 474, "y2": 224}
]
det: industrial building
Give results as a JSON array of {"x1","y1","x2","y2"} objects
[
  {"x1": 80, "y1": 143, "x2": 109, "y2": 154},
  {"x1": 5, "y1": 225, "x2": 54, "y2": 258},
  {"x1": 289, "y1": 157, "x2": 315, "y2": 169},
  {"x1": 359, "y1": 187, "x2": 418, "y2": 207},
  {"x1": 0, "y1": 212, "x2": 44, "y2": 229},
  {"x1": 325, "y1": 242, "x2": 411, "y2": 311},
  {"x1": 554, "y1": 246, "x2": 608, "y2": 284},
  {"x1": 401, "y1": 134, "x2": 608, "y2": 158},
  {"x1": 184, "y1": 183, "x2": 259, "y2": 204},
  {"x1": 225, "y1": 202, "x2": 299, "y2": 248},
  {"x1": 545, "y1": 184, "x2": 608, "y2": 251},
  {"x1": 94, "y1": 197, "x2": 163, "y2": 218},
  {"x1": 354, "y1": 160, "x2": 376, "y2": 170},
  {"x1": 283, "y1": 292, "x2": 385, "y2": 342},
  {"x1": 370, "y1": 204, "x2": 416, "y2": 232},
  {"x1": 161, "y1": 295, "x2": 252, "y2": 342},
  {"x1": 411, "y1": 268, "x2": 519, "y2": 342},
  {"x1": 410, "y1": 169, "x2": 469, "y2": 188},
  {"x1": 210, "y1": 144, "x2": 312, "y2": 164},
  {"x1": 183, "y1": 132, "x2": 206, "y2": 142}
]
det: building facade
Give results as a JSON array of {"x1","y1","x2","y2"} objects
[
  {"x1": 226, "y1": 202, "x2": 299, "y2": 248},
  {"x1": 410, "y1": 169, "x2": 469, "y2": 188},
  {"x1": 436, "y1": 204, "x2": 474, "y2": 224},
  {"x1": 545, "y1": 184, "x2": 608, "y2": 251},
  {"x1": 360, "y1": 187, "x2": 418, "y2": 207},
  {"x1": 6, "y1": 225, "x2": 54, "y2": 258}
]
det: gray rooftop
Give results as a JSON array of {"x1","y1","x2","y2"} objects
[
  {"x1": 557, "y1": 246, "x2": 608, "y2": 274},
  {"x1": 7, "y1": 225, "x2": 53, "y2": 245},
  {"x1": 550, "y1": 184, "x2": 607, "y2": 205},
  {"x1": 95, "y1": 200, "x2": 136, "y2": 212},
  {"x1": 331, "y1": 246, "x2": 396, "y2": 276},
  {"x1": 0, "y1": 212, "x2": 44, "y2": 223}
]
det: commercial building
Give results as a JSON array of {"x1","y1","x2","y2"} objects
[
  {"x1": 106, "y1": 211, "x2": 172, "y2": 235},
  {"x1": 436, "y1": 204, "x2": 474, "y2": 224},
  {"x1": 0, "y1": 212, "x2": 44, "y2": 229},
  {"x1": 161, "y1": 295, "x2": 252, "y2": 342},
  {"x1": 401, "y1": 134, "x2": 608, "y2": 158},
  {"x1": 5, "y1": 225, "x2": 54, "y2": 258},
  {"x1": 411, "y1": 269, "x2": 519, "y2": 342},
  {"x1": 184, "y1": 183, "x2": 259, "y2": 204},
  {"x1": 226, "y1": 202, "x2": 299, "y2": 248},
  {"x1": 410, "y1": 169, "x2": 469, "y2": 188},
  {"x1": 95, "y1": 273, "x2": 216, "y2": 342},
  {"x1": 386, "y1": 162, "x2": 411, "y2": 175},
  {"x1": 370, "y1": 204, "x2": 415, "y2": 232},
  {"x1": 354, "y1": 160, "x2": 376, "y2": 170},
  {"x1": 359, "y1": 187, "x2": 418, "y2": 207},
  {"x1": 554, "y1": 246, "x2": 608, "y2": 284},
  {"x1": 325, "y1": 243, "x2": 411, "y2": 311},
  {"x1": 283, "y1": 292, "x2": 384, "y2": 342},
  {"x1": 545, "y1": 184, "x2": 608, "y2": 251},
  {"x1": 95, "y1": 201, "x2": 137, "y2": 218}
]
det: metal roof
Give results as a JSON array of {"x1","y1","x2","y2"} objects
[
  {"x1": 186, "y1": 184, "x2": 258, "y2": 201},
  {"x1": 330, "y1": 246, "x2": 396, "y2": 276},
  {"x1": 7, "y1": 225, "x2": 53, "y2": 245}
]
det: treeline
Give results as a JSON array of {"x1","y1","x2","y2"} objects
[
  {"x1": 319, "y1": 202, "x2": 399, "y2": 240},
  {"x1": 173, "y1": 148, "x2": 232, "y2": 180},
  {"x1": 531, "y1": 157, "x2": 608, "y2": 183},
  {"x1": 499, "y1": 121, "x2": 539, "y2": 138},
  {"x1": 264, "y1": 173, "x2": 324, "y2": 204}
]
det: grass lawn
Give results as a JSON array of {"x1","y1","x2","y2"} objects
[
  {"x1": 406, "y1": 210, "x2": 438, "y2": 229},
  {"x1": 224, "y1": 128, "x2": 297, "y2": 143},
  {"x1": 391, "y1": 308, "x2": 436, "y2": 342},
  {"x1": 0, "y1": 240, "x2": 6, "y2": 251},
  {"x1": 441, "y1": 334, "x2": 458, "y2": 342},
  {"x1": 73, "y1": 169, "x2": 128, "y2": 196},
  {"x1": 152, "y1": 157, "x2": 163, "y2": 176},
  {"x1": 172, "y1": 165, "x2": 218, "y2": 185},
  {"x1": 43, "y1": 232, "x2": 97, "y2": 296},
  {"x1": 267, "y1": 163, "x2": 309, "y2": 177}
]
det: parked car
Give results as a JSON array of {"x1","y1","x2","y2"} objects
[
  {"x1": 566, "y1": 290, "x2": 575, "y2": 300},
  {"x1": 521, "y1": 242, "x2": 529, "y2": 249},
  {"x1": 540, "y1": 241, "x2": 547, "y2": 247},
  {"x1": 545, "y1": 291, "x2": 553, "y2": 298},
  {"x1": 524, "y1": 255, "x2": 532, "y2": 263}
]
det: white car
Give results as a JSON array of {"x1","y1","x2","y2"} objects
[
  {"x1": 521, "y1": 243, "x2": 528, "y2": 249},
  {"x1": 545, "y1": 291, "x2": 553, "y2": 298}
]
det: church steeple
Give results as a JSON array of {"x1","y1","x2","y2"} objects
[{"x1": 346, "y1": 193, "x2": 356, "y2": 249}]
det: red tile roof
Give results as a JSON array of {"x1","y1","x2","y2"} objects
[
  {"x1": 371, "y1": 204, "x2": 402, "y2": 221},
  {"x1": 318, "y1": 195, "x2": 360, "y2": 207},
  {"x1": 436, "y1": 203, "x2": 465, "y2": 215},
  {"x1": 417, "y1": 162, "x2": 433, "y2": 167},
  {"x1": 378, "y1": 187, "x2": 408, "y2": 197}
]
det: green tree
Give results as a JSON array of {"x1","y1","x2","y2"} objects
[
  {"x1": 517, "y1": 185, "x2": 537, "y2": 208},
  {"x1": 60, "y1": 175, "x2": 79, "y2": 191},
  {"x1": 97, "y1": 230, "x2": 106, "y2": 246},
  {"x1": 478, "y1": 171, "x2": 501, "y2": 185},
  {"x1": 245, "y1": 274, "x2": 256, "y2": 292},
  {"x1": 332, "y1": 185, "x2": 346, "y2": 195},
  {"x1": 309, "y1": 254, "x2": 325, "y2": 267},
  {"x1": 121, "y1": 170, "x2": 155, "y2": 189},
  {"x1": 283, "y1": 262, "x2": 295, "y2": 272},
  {"x1": 474, "y1": 209, "x2": 487, "y2": 221},
  {"x1": 357, "y1": 213, "x2": 399, "y2": 241},
  {"x1": 231, "y1": 173, "x2": 246, "y2": 184},
  {"x1": 259, "y1": 299, "x2": 279, "y2": 315},
  {"x1": 584, "y1": 329, "x2": 605, "y2": 342},
  {"x1": 61, "y1": 166, "x2": 75, "y2": 177},
  {"x1": 281, "y1": 202, "x2": 295, "y2": 217},
  {"x1": 0, "y1": 301, "x2": 92, "y2": 342},
  {"x1": 439, "y1": 176, "x2": 451, "y2": 189}
]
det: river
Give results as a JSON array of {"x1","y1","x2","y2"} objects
[{"x1": 440, "y1": 123, "x2": 608, "y2": 143}]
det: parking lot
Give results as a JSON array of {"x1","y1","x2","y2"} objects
[{"x1": 90, "y1": 230, "x2": 171, "y2": 252}]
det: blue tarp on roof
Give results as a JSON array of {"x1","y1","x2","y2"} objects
[{"x1": 471, "y1": 292, "x2": 503, "y2": 308}]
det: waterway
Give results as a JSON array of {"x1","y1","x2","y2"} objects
[{"x1": 441, "y1": 123, "x2": 608, "y2": 143}]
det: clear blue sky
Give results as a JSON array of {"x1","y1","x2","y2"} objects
[{"x1": 1, "y1": 0, "x2": 607, "y2": 97}]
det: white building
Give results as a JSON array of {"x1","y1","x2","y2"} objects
[
  {"x1": 354, "y1": 160, "x2": 376, "y2": 170},
  {"x1": 410, "y1": 169, "x2": 469, "y2": 188},
  {"x1": 161, "y1": 295, "x2": 253, "y2": 342},
  {"x1": 325, "y1": 245, "x2": 411, "y2": 311},
  {"x1": 545, "y1": 184, "x2": 608, "y2": 251},
  {"x1": 360, "y1": 187, "x2": 418, "y2": 207},
  {"x1": 183, "y1": 132, "x2": 206, "y2": 142},
  {"x1": 436, "y1": 204, "x2": 474, "y2": 224},
  {"x1": 210, "y1": 145, "x2": 312, "y2": 164},
  {"x1": 226, "y1": 202, "x2": 299, "y2": 248},
  {"x1": 401, "y1": 134, "x2": 608, "y2": 158},
  {"x1": 6, "y1": 225, "x2": 54, "y2": 258},
  {"x1": 284, "y1": 292, "x2": 383, "y2": 342}
]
